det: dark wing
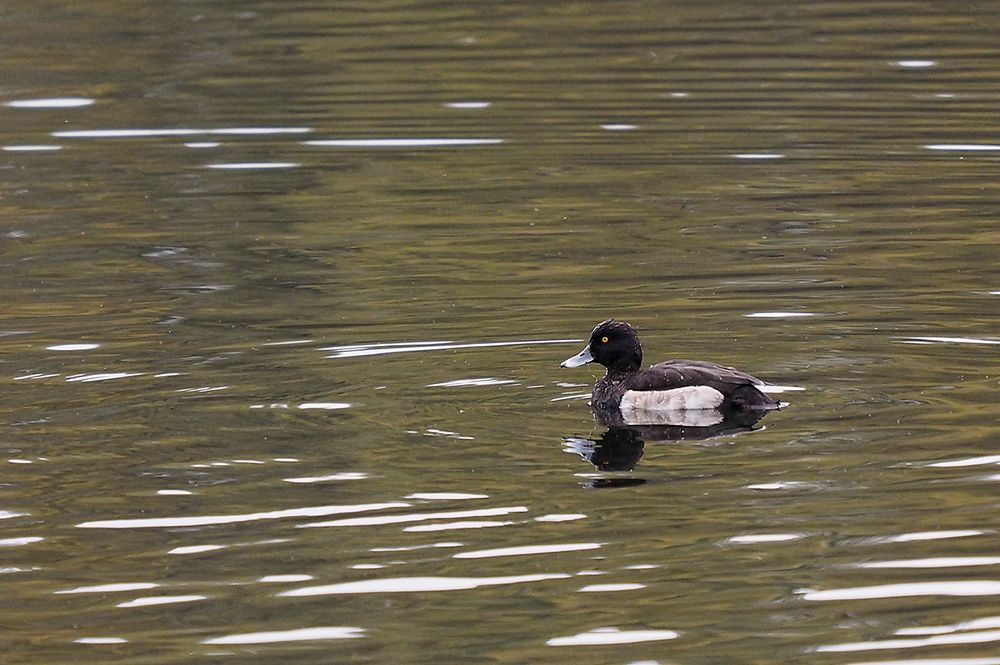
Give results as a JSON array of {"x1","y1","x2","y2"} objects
[{"x1": 625, "y1": 359, "x2": 767, "y2": 392}]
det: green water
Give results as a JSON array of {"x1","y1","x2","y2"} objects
[{"x1": 2, "y1": 1, "x2": 999, "y2": 663}]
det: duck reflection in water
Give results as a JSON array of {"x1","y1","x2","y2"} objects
[{"x1": 563, "y1": 405, "x2": 771, "y2": 481}]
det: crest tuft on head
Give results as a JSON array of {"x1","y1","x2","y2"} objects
[
  {"x1": 592, "y1": 319, "x2": 636, "y2": 337},
  {"x1": 592, "y1": 318, "x2": 615, "y2": 334}
]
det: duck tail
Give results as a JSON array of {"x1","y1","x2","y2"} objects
[{"x1": 727, "y1": 384, "x2": 781, "y2": 411}]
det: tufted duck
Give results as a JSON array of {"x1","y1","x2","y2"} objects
[{"x1": 561, "y1": 320, "x2": 779, "y2": 423}]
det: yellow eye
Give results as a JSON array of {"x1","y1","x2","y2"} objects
[{"x1": 601, "y1": 336, "x2": 609, "y2": 343}]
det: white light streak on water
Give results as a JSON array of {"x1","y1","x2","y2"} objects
[
  {"x1": 76, "y1": 502, "x2": 410, "y2": 529},
  {"x1": 801, "y1": 581, "x2": 1000, "y2": 601},
  {"x1": 323, "y1": 338, "x2": 578, "y2": 358},
  {"x1": 53, "y1": 127, "x2": 310, "y2": 138},
  {"x1": 757, "y1": 385, "x2": 806, "y2": 394},
  {"x1": 55, "y1": 582, "x2": 160, "y2": 594},
  {"x1": 205, "y1": 162, "x2": 299, "y2": 170},
  {"x1": 202, "y1": 627, "x2": 365, "y2": 644},
  {"x1": 47, "y1": 343, "x2": 100, "y2": 351},
  {"x1": 550, "y1": 392, "x2": 592, "y2": 402},
  {"x1": 728, "y1": 534, "x2": 805, "y2": 544},
  {"x1": 404, "y1": 520, "x2": 513, "y2": 532},
  {"x1": 116, "y1": 595, "x2": 206, "y2": 608},
  {"x1": 304, "y1": 138, "x2": 503, "y2": 148},
  {"x1": 577, "y1": 583, "x2": 646, "y2": 592},
  {"x1": 747, "y1": 481, "x2": 809, "y2": 490},
  {"x1": 297, "y1": 402, "x2": 351, "y2": 410},
  {"x1": 925, "y1": 143, "x2": 1000, "y2": 151},
  {"x1": 0, "y1": 537, "x2": 44, "y2": 547},
  {"x1": 426, "y1": 377, "x2": 519, "y2": 387},
  {"x1": 929, "y1": 455, "x2": 1000, "y2": 468},
  {"x1": 65, "y1": 372, "x2": 143, "y2": 383},
  {"x1": 283, "y1": 472, "x2": 368, "y2": 484},
  {"x1": 405, "y1": 493, "x2": 488, "y2": 500},
  {"x1": 167, "y1": 545, "x2": 227, "y2": 555},
  {"x1": 211, "y1": 128, "x2": 311, "y2": 135},
  {"x1": 853, "y1": 557, "x2": 1000, "y2": 569},
  {"x1": 732, "y1": 153, "x2": 784, "y2": 159},
  {"x1": 547, "y1": 627, "x2": 680, "y2": 646},
  {"x1": 258, "y1": 574, "x2": 314, "y2": 583},
  {"x1": 453, "y1": 542, "x2": 602, "y2": 559},
  {"x1": 7, "y1": 97, "x2": 94, "y2": 108},
  {"x1": 901, "y1": 336, "x2": 1000, "y2": 345},
  {"x1": 886, "y1": 530, "x2": 985, "y2": 543},
  {"x1": 370, "y1": 542, "x2": 463, "y2": 553},
  {"x1": 3, "y1": 144, "x2": 63, "y2": 151},
  {"x1": 746, "y1": 312, "x2": 815, "y2": 318},
  {"x1": 299, "y1": 506, "x2": 528, "y2": 528},
  {"x1": 280, "y1": 573, "x2": 570, "y2": 596}
]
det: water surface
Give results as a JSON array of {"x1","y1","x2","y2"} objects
[{"x1": 2, "y1": 1, "x2": 999, "y2": 663}]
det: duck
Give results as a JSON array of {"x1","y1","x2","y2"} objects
[{"x1": 560, "y1": 319, "x2": 779, "y2": 424}]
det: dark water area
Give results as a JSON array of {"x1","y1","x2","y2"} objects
[{"x1": 2, "y1": 1, "x2": 999, "y2": 663}]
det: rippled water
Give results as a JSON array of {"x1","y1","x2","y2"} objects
[{"x1": 3, "y1": 1, "x2": 1000, "y2": 663}]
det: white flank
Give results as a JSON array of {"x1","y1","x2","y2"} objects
[
  {"x1": 618, "y1": 386, "x2": 726, "y2": 426},
  {"x1": 620, "y1": 386, "x2": 724, "y2": 411}
]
